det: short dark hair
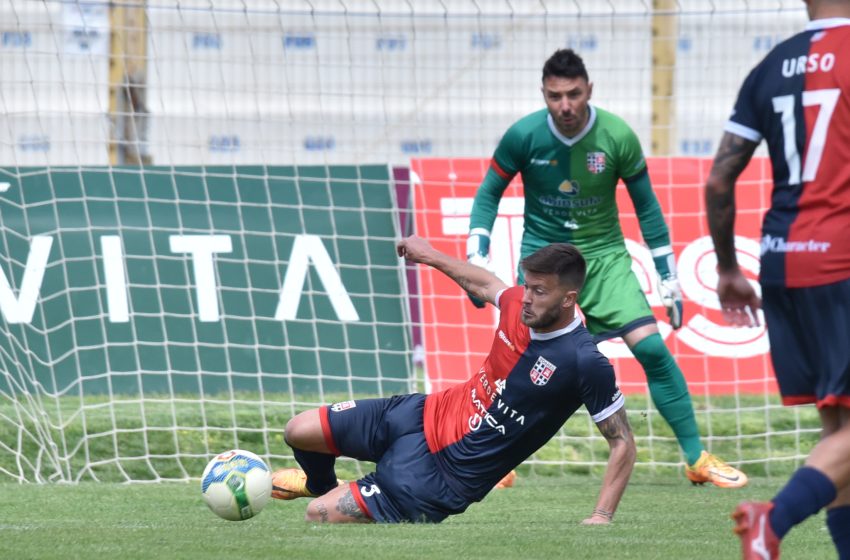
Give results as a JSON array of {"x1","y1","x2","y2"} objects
[
  {"x1": 520, "y1": 243, "x2": 586, "y2": 292},
  {"x1": 542, "y1": 49, "x2": 589, "y2": 82}
]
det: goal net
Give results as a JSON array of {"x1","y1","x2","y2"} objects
[{"x1": 0, "y1": 0, "x2": 817, "y2": 483}]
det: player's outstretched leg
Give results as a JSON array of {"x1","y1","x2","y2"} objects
[
  {"x1": 732, "y1": 502, "x2": 780, "y2": 560},
  {"x1": 685, "y1": 451, "x2": 748, "y2": 489},
  {"x1": 277, "y1": 409, "x2": 346, "y2": 499},
  {"x1": 304, "y1": 482, "x2": 373, "y2": 523},
  {"x1": 493, "y1": 470, "x2": 517, "y2": 489},
  {"x1": 272, "y1": 468, "x2": 316, "y2": 500},
  {"x1": 271, "y1": 468, "x2": 345, "y2": 500},
  {"x1": 732, "y1": 462, "x2": 838, "y2": 559},
  {"x1": 631, "y1": 333, "x2": 748, "y2": 488}
]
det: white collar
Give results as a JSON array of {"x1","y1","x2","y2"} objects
[
  {"x1": 547, "y1": 105, "x2": 597, "y2": 147},
  {"x1": 806, "y1": 18, "x2": 850, "y2": 31},
  {"x1": 530, "y1": 315, "x2": 582, "y2": 340}
]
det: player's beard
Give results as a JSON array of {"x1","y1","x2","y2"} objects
[
  {"x1": 521, "y1": 302, "x2": 561, "y2": 331},
  {"x1": 557, "y1": 107, "x2": 588, "y2": 137}
]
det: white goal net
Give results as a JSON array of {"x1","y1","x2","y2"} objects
[{"x1": 0, "y1": 0, "x2": 818, "y2": 483}]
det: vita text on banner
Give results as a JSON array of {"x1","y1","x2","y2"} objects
[{"x1": 0, "y1": 165, "x2": 411, "y2": 398}]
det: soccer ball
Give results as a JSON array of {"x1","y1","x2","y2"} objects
[{"x1": 201, "y1": 449, "x2": 273, "y2": 521}]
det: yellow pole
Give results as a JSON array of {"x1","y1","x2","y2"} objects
[
  {"x1": 108, "y1": 1, "x2": 148, "y2": 165},
  {"x1": 651, "y1": 0, "x2": 676, "y2": 156}
]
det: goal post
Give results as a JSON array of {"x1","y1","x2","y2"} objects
[
  {"x1": 0, "y1": 0, "x2": 818, "y2": 483},
  {"x1": 0, "y1": 164, "x2": 412, "y2": 482}
]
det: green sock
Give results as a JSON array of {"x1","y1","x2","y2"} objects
[{"x1": 630, "y1": 333, "x2": 703, "y2": 465}]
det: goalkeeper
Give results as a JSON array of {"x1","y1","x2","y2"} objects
[{"x1": 469, "y1": 48, "x2": 746, "y2": 488}]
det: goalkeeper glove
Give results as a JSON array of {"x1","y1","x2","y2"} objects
[
  {"x1": 465, "y1": 230, "x2": 491, "y2": 309},
  {"x1": 653, "y1": 250, "x2": 683, "y2": 330}
]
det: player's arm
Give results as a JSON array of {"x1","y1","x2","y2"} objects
[
  {"x1": 584, "y1": 406, "x2": 636, "y2": 525},
  {"x1": 465, "y1": 168, "x2": 512, "y2": 308},
  {"x1": 623, "y1": 168, "x2": 684, "y2": 329},
  {"x1": 705, "y1": 131, "x2": 761, "y2": 327},
  {"x1": 578, "y1": 349, "x2": 636, "y2": 525},
  {"x1": 466, "y1": 129, "x2": 521, "y2": 307},
  {"x1": 397, "y1": 235, "x2": 508, "y2": 306},
  {"x1": 624, "y1": 168, "x2": 669, "y2": 252},
  {"x1": 618, "y1": 120, "x2": 683, "y2": 329},
  {"x1": 469, "y1": 163, "x2": 514, "y2": 237},
  {"x1": 468, "y1": 126, "x2": 522, "y2": 241}
]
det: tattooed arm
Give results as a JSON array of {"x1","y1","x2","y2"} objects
[
  {"x1": 705, "y1": 132, "x2": 762, "y2": 327},
  {"x1": 583, "y1": 407, "x2": 636, "y2": 525},
  {"x1": 397, "y1": 235, "x2": 508, "y2": 306},
  {"x1": 705, "y1": 132, "x2": 759, "y2": 272}
]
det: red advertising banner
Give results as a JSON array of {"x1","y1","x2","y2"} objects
[{"x1": 411, "y1": 157, "x2": 776, "y2": 396}]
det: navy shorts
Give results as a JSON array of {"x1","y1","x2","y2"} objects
[
  {"x1": 321, "y1": 394, "x2": 470, "y2": 523},
  {"x1": 762, "y1": 277, "x2": 850, "y2": 408}
]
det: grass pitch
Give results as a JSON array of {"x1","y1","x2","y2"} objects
[
  {"x1": 0, "y1": 393, "x2": 822, "y2": 483},
  {"x1": 0, "y1": 475, "x2": 832, "y2": 560}
]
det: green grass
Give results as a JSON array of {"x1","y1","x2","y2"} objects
[
  {"x1": 1, "y1": 393, "x2": 821, "y2": 482},
  {"x1": 0, "y1": 475, "x2": 834, "y2": 559},
  {"x1": 0, "y1": 392, "x2": 831, "y2": 557}
]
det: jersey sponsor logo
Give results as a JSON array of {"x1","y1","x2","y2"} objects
[
  {"x1": 476, "y1": 369, "x2": 503, "y2": 402},
  {"x1": 557, "y1": 180, "x2": 580, "y2": 196},
  {"x1": 466, "y1": 372, "x2": 523, "y2": 435},
  {"x1": 760, "y1": 234, "x2": 831, "y2": 255},
  {"x1": 498, "y1": 329, "x2": 516, "y2": 351},
  {"x1": 468, "y1": 387, "x2": 508, "y2": 434},
  {"x1": 530, "y1": 158, "x2": 558, "y2": 166},
  {"x1": 467, "y1": 404, "x2": 527, "y2": 433},
  {"x1": 495, "y1": 378, "x2": 506, "y2": 394},
  {"x1": 586, "y1": 152, "x2": 606, "y2": 174},
  {"x1": 538, "y1": 193, "x2": 602, "y2": 209},
  {"x1": 530, "y1": 356, "x2": 557, "y2": 386},
  {"x1": 330, "y1": 400, "x2": 357, "y2": 412},
  {"x1": 780, "y1": 52, "x2": 835, "y2": 78}
]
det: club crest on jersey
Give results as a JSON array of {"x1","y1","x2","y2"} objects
[
  {"x1": 330, "y1": 400, "x2": 356, "y2": 412},
  {"x1": 587, "y1": 152, "x2": 606, "y2": 174},
  {"x1": 530, "y1": 356, "x2": 557, "y2": 386}
]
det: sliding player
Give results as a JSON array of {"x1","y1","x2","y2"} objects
[{"x1": 272, "y1": 236, "x2": 635, "y2": 525}]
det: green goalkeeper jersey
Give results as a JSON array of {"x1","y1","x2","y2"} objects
[{"x1": 470, "y1": 105, "x2": 660, "y2": 257}]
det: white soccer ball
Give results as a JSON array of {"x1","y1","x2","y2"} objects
[{"x1": 201, "y1": 449, "x2": 273, "y2": 521}]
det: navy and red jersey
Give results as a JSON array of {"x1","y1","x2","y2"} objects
[
  {"x1": 422, "y1": 286, "x2": 623, "y2": 501},
  {"x1": 726, "y1": 18, "x2": 850, "y2": 288}
]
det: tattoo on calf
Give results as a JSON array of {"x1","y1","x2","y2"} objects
[
  {"x1": 337, "y1": 490, "x2": 366, "y2": 520},
  {"x1": 316, "y1": 501, "x2": 329, "y2": 523}
]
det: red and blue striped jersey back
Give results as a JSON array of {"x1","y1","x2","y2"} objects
[{"x1": 727, "y1": 19, "x2": 850, "y2": 287}]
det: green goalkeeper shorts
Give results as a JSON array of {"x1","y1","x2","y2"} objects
[
  {"x1": 517, "y1": 243, "x2": 655, "y2": 342},
  {"x1": 578, "y1": 249, "x2": 656, "y2": 341}
]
